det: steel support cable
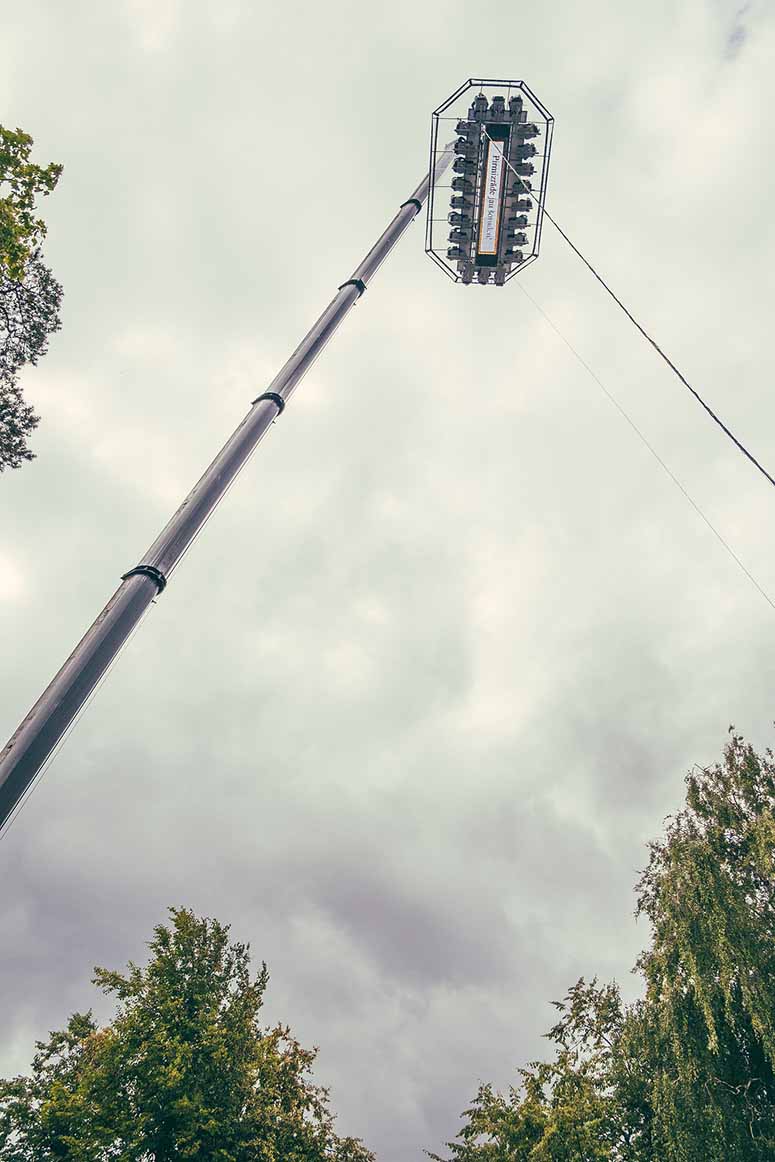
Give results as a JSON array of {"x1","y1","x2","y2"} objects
[
  {"x1": 471, "y1": 131, "x2": 775, "y2": 612},
  {"x1": 485, "y1": 130, "x2": 775, "y2": 491},
  {"x1": 542, "y1": 210, "x2": 775, "y2": 491},
  {"x1": 517, "y1": 280, "x2": 775, "y2": 615},
  {"x1": 478, "y1": 129, "x2": 775, "y2": 490}
]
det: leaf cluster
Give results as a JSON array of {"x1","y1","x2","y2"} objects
[
  {"x1": 0, "y1": 250, "x2": 62, "y2": 470},
  {"x1": 433, "y1": 733, "x2": 775, "y2": 1161},
  {"x1": 0, "y1": 125, "x2": 63, "y2": 471},
  {"x1": 0, "y1": 126, "x2": 62, "y2": 282},
  {"x1": 0, "y1": 908, "x2": 373, "y2": 1162}
]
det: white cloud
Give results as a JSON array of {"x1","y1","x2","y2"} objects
[{"x1": 125, "y1": 0, "x2": 181, "y2": 54}]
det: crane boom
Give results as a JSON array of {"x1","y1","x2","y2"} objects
[{"x1": 0, "y1": 150, "x2": 454, "y2": 834}]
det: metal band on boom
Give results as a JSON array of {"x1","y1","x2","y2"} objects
[
  {"x1": 121, "y1": 565, "x2": 168, "y2": 593},
  {"x1": 251, "y1": 391, "x2": 286, "y2": 412},
  {"x1": 338, "y1": 278, "x2": 367, "y2": 297}
]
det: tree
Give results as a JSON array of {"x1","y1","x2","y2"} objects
[
  {"x1": 433, "y1": 733, "x2": 775, "y2": 1161},
  {"x1": 0, "y1": 375, "x2": 39, "y2": 471},
  {"x1": 634, "y1": 731, "x2": 775, "y2": 1160},
  {"x1": 0, "y1": 250, "x2": 62, "y2": 383},
  {"x1": 429, "y1": 981, "x2": 651, "y2": 1162},
  {"x1": 0, "y1": 126, "x2": 63, "y2": 471},
  {"x1": 0, "y1": 907, "x2": 373, "y2": 1162},
  {"x1": 0, "y1": 250, "x2": 63, "y2": 470},
  {"x1": 0, "y1": 126, "x2": 61, "y2": 282}
]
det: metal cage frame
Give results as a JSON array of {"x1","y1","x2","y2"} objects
[{"x1": 425, "y1": 78, "x2": 554, "y2": 284}]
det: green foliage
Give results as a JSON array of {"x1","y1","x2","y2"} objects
[
  {"x1": 0, "y1": 250, "x2": 62, "y2": 384},
  {"x1": 0, "y1": 126, "x2": 63, "y2": 471},
  {"x1": 0, "y1": 126, "x2": 61, "y2": 282},
  {"x1": 0, "y1": 908, "x2": 373, "y2": 1162},
  {"x1": 634, "y1": 732, "x2": 775, "y2": 1160},
  {"x1": 0, "y1": 250, "x2": 62, "y2": 470},
  {"x1": 429, "y1": 982, "x2": 650, "y2": 1162},
  {"x1": 0, "y1": 375, "x2": 39, "y2": 471},
  {"x1": 433, "y1": 733, "x2": 775, "y2": 1161}
]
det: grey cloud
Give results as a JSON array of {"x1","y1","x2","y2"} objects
[
  {"x1": 2, "y1": 2, "x2": 775, "y2": 1161},
  {"x1": 725, "y1": 3, "x2": 751, "y2": 57}
]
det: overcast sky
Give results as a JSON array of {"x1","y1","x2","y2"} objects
[{"x1": 1, "y1": 0, "x2": 774, "y2": 1157}]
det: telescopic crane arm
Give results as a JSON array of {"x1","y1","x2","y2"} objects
[{"x1": 0, "y1": 149, "x2": 455, "y2": 833}]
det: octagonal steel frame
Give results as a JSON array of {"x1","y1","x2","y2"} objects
[{"x1": 425, "y1": 77, "x2": 554, "y2": 285}]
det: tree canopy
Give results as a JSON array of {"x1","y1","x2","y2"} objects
[
  {"x1": 0, "y1": 907, "x2": 373, "y2": 1162},
  {"x1": 0, "y1": 126, "x2": 61, "y2": 283},
  {"x1": 432, "y1": 732, "x2": 775, "y2": 1161},
  {"x1": 0, "y1": 124, "x2": 62, "y2": 471}
]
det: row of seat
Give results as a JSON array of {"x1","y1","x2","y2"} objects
[{"x1": 441, "y1": 98, "x2": 543, "y2": 284}]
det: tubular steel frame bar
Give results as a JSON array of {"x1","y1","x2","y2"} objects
[
  {"x1": 0, "y1": 149, "x2": 455, "y2": 834},
  {"x1": 425, "y1": 78, "x2": 554, "y2": 284}
]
